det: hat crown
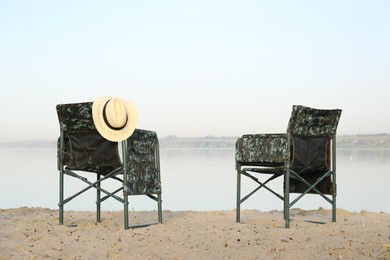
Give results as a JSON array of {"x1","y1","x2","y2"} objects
[
  {"x1": 105, "y1": 98, "x2": 128, "y2": 128},
  {"x1": 92, "y1": 96, "x2": 137, "y2": 142}
]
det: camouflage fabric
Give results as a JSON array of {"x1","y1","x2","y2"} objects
[
  {"x1": 56, "y1": 102, "x2": 122, "y2": 175},
  {"x1": 287, "y1": 105, "x2": 342, "y2": 136},
  {"x1": 235, "y1": 105, "x2": 341, "y2": 195},
  {"x1": 235, "y1": 134, "x2": 289, "y2": 166},
  {"x1": 235, "y1": 105, "x2": 342, "y2": 167},
  {"x1": 124, "y1": 129, "x2": 162, "y2": 195},
  {"x1": 57, "y1": 137, "x2": 68, "y2": 169},
  {"x1": 56, "y1": 102, "x2": 96, "y2": 133}
]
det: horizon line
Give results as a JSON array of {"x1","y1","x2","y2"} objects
[{"x1": 1, "y1": 132, "x2": 390, "y2": 144}]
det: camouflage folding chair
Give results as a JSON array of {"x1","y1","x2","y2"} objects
[
  {"x1": 235, "y1": 105, "x2": 342, "y2": 228},
  {"x1": 56, "y1": 102, "x2": 162, "y2": 229}
]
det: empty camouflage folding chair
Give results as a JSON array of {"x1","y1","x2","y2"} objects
[
  {"x1": 56, "y1": 102, "x2": 163, "y2": 229},
  {"x1": 235, "y1": 105, "x2": 342, "y2": 228}
]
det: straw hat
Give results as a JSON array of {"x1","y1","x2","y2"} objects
[{"x1": 92, "y1": 96, "x2": 137, "y2": 142}]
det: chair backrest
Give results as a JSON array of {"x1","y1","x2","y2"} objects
[
  {"x1": 124, "y1": 129, "x2": 162, "y2": 195},
  {"x1": 287, "y1": 105, "x2": 342, "y2": 136},
  {"x1": 287, "y1": 105, "x2": 342, "y2": 194},
  {"x1": 56, "y1": 102, "x2": 122, "y2": 174}
]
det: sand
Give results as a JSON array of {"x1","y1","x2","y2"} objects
[{"x1": 0, "y1": 207, "x2": 389, "y2": 259}]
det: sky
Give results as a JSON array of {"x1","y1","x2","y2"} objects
[{"x1": 0, "y1": 0, "x2": 389, "y2": 142}]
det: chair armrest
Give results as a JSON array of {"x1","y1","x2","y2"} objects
[{"x1": 235, "y1": 134, "x2": 289, "y2": 166}]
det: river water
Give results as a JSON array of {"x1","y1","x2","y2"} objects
[{"x1": 1, "y1": 147, "x2": 389, "y2": 213}]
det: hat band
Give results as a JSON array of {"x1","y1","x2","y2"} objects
[{"x1": 103, "y1": 100, "x2": 128, "y2": 131}]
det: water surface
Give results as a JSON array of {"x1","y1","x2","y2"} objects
[{"x1": 1, "y1": 148, "x2": 389, "y2": 213}]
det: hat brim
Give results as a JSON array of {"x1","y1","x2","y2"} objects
[{"x1": 92, "y1": 96, "x2": 137, "y2": 142}]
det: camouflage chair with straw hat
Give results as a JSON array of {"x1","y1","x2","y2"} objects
[{"x1": 56, "y1": 97, "x2": 162, "y2": 229}]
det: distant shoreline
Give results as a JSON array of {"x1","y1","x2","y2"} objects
[{"x1": 1, "y1": 134, "x2": 390, "y2": 149}]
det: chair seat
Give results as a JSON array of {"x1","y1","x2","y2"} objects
[{"x1": 241, "y1": 167, "x2": 285, "y2": 175}]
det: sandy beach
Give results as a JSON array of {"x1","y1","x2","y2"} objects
[{"x1": 1, "y1": 207, "x2": 389, "y2": 259}]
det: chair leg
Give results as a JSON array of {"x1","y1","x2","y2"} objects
[
  {"x1": 284, "y1": 170, "x2": 290, "y2": 228},
  {"x1": 96, "y1": 174, "x2": 101, "y2": 223},
  {"x1": 236, "y1": 170, "x2": 241, "y2": 223},
  {"x1": 332, "y1": 193, "x2": 336, "y2": 222},
  {"x1": 59, "y1": 169, "x2": 64, "y2": 225},
  {"x1": 124, "y1": 195, "x2": 129, "y2": 230},
  {"x1": 332, "y1": 136, "x2": 337, "y2": 223},
  {"x1": 284, "y1": 204, "x2": 290, "y2": 228},
  {"x1": 158, "y1": 193, "x2": 163, "y2": 223}
]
